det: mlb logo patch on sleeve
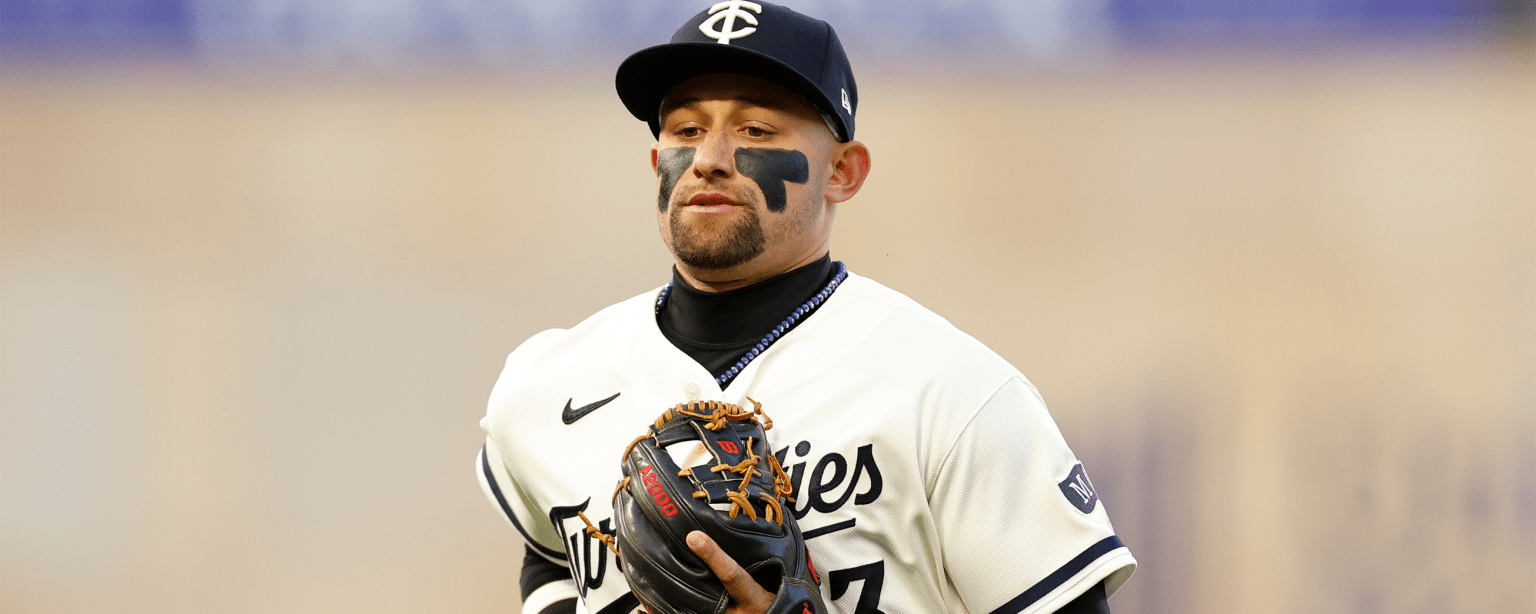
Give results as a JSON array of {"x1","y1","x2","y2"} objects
[{"x1": 1058, "y1": 463, "x2": 1099, "y2": 514}]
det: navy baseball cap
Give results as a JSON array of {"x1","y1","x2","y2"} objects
[{"x1": 616, "y1": 1, "x2": 858, "y2": 142}]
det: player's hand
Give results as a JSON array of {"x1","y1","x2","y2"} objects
[{"x1": 687, "y1": 530, "x2": 775, "y2": 614}]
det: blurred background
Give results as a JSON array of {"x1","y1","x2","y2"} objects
[{"x1": 2, "y1": 1, "x2": 1532, "y2": 613}]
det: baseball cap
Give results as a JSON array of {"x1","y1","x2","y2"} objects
[{"x1": 615, "y1": 1, "x2": 858, "y2": 142}]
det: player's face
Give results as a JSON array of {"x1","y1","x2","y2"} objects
[{"x1": 652, "y1": 73, "x2": 867, "y2": 292}]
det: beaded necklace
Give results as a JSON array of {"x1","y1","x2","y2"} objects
[{"x1": 656, "y1": 261, "x2": 849, "y2": 387}]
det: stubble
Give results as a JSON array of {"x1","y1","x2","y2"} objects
[{"x1": 667, "y1": 204, "x2": 767, "y2": 270}]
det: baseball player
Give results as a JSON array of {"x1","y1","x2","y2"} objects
[{"x1": 477, "y1": 3, "x2": 1135, "y2": 614}]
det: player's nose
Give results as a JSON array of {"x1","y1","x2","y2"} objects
[{"x1": 691, "y1": 131, "x2": 735, "y2": 178}]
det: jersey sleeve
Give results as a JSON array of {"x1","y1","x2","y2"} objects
[
  {"x1": 476, "y1": 438, "x2": 569, "y2": 565},
  {"x1": 930, "y1": 377, "x2": 1136, "y2": 614},
  {"x1": 521, "y1": 546, "x2": 579, "y2": 614}
]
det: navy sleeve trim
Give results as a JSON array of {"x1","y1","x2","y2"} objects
[
  {"x1": 594, "y1": 592, "x2": 640, "y2": 614},
  {"x1": 988, "y1": 536, "x2": 1125, "y2": 614},
  {"x1": 535, "y1": 598, "x2": 577, "y2": 614},
  {"x1": 521, "y1": 545, "x2": 574, "y2": 600},
  {"x1": 480, "y1": 444, "x2": 567, "y2": 561}
]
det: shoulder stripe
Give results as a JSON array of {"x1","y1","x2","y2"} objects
[
  {"x1": 480, "y1": 444, "x2": 567, "y2": 561},
  {"x1": 988, "y1": 536, "x2": 1125, "y2": 614}
]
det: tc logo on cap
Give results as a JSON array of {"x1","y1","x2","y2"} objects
[{"x1": 699, "y1": 0, "x2": 763, "y2": 44}]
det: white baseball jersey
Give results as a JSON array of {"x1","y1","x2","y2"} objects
[{"x1": 478, "y1": 272, "x2": 1135, "y2": 614}]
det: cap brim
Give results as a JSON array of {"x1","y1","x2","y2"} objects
[{"x1": 615, "y1": 42, "x2": 843, "y2": 141}]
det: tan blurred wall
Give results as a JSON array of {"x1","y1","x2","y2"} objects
[{"x1": 2, "y1": 48, "x2": 1532, "y2": 614}]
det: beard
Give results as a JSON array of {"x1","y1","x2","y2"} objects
[{"x1": 667, "y1": 204, "x2": 767, "y2": 270}]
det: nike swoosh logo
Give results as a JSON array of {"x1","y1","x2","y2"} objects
[{"x1": 562, "y1": 392, "x2": 621, "y2": 424}]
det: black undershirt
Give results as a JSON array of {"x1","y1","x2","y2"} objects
[{"x1": 657, "y1": 254, "x2": 835, "y2": 383}]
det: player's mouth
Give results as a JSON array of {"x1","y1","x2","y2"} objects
[{"x1": 683, "y1": 192, "x2": 740, "y2": 213}]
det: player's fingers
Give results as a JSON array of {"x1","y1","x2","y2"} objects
[{"x1": 687, "y1": 530, "x2": 775, "y2": 613}]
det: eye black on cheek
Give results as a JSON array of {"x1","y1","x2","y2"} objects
[
  {"x1": 734, "y1": 148, "x2": 810, "y2": 213},
  {"x1": 656, "y1": 147, "x2": 695, "y2": 212}
]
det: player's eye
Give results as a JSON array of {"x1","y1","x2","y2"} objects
[
  {"x1": 743, "y1": 125, "x2": 771, "y2": 138},
  {"x1": 676, "y1": 126, "x2": 702, "y2": 138}
]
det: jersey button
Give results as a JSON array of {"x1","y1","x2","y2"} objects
[{"x1": 684, "y1": 383, "x2": 700, "y2": 401}]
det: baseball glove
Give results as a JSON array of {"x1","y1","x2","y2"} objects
[{"x1": 583, "y1": 399, "x2": 827, "y2": 614}]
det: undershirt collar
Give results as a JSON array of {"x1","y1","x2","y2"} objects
[{"x1": 657, "y1": 254, "x2": 836, "y2": 379}]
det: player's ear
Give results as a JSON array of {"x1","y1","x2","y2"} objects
[
  {"x1": 650, "y1": 144, "x2": 660, "y2": 175},
  {"x1": 824, "y1": 140, "x2": 870, "y2": 204}
]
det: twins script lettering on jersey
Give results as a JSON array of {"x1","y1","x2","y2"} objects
[
  {"x1": 549, "y1": 499, "x2": 608, "y2": 596},
  {"x1": 779, "y1": 440, "x2": 883, "y2": 519}
]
